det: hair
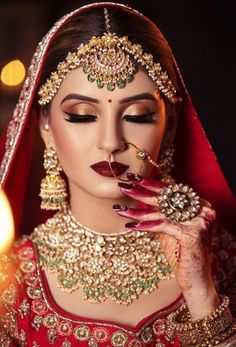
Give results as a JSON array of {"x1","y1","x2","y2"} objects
[
  {"x1": 39, "y1": 5, "x2": 185, "y2": 99},
  {"x1": 39, "y1": 4, "x2": 185, "y2": 145}
]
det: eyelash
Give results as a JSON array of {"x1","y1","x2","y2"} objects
[{"x1": 64, "y1": 112, "x2": 156, "y2": 124}]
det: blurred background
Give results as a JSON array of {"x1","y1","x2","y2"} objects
[{"x1": 0, "y1": 0, "x2": 235, "y2": 195}]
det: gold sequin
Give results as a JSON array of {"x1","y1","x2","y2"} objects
[
  {"x1": 43, "y1": 313, "x2": 59, "y2": 328},
  {"x1": 20, "y1": 260, "x2": 36, "y2": 273},
  {"x1": 74, "y1": 325, "x2": 91, "y2": 341},
  {"x1": 111, "y1": 331, "x2": 128, "y2": 347}
]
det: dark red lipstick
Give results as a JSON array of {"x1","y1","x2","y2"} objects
[{"x1": 90, "y1": 161, "x2": 129, "y2": 177}]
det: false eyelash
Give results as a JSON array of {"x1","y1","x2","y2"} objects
[
  {"x1": 122, "y1": 112, "x2": 156, "y2": 123},
  {"x1": 64, "y1": 112, "x2": 157, "y2": 123},
  {"x1": 64, "y1": 112, "x2": 97, "y2": 123}
]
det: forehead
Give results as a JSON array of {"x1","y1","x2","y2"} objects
[{"x1": 54, "y1": 66, "x2": 158, "y2": 103}]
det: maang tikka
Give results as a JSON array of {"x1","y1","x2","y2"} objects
[
  {"x1": 39, "y1": 148, "x2": 67, "y2": 210},
  {"x1": 38, "y1": 8, "x2": 177, "y2": 105}
]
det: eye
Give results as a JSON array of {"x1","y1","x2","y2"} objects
[
  {"x1": 122, "y1": 112, "x2": 157, "y2": 124},
  {"x1": 64, "y1": 112, "x2": 97, "y2": 123}
]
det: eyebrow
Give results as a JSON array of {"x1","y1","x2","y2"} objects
[
  {"x1": 60, "y1": 94, "x2": 99, "y2": 105},
  {"x1": 120, "y1": 93, "x2": 157, "y2": 104},
  {"x1": 60, "y1": 92, "x2": 157, "y2": 105}
]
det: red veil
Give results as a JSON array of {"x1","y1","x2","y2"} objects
[{"x1": 0, "y1": 2, "x2": 235, "y2": 236}]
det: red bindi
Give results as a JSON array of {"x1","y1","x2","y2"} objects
[{"x1": 108, "y1": 99, "x2": 112, "y2": 103}]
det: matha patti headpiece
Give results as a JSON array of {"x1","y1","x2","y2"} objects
[{"x1": 38, "y1": 8, "x2": 177, "y2": 105}]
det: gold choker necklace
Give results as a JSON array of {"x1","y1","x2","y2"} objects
[{"x1": 32, "y1": 206, "x2": 174, "y2": 305}]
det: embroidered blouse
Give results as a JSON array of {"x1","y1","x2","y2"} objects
[{"x1": 0, "y1": 227, "x2": 235, "y2": 347}]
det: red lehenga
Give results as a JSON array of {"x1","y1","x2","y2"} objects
[
  {"x1": 0, "y1": 2, "x2": 235, "y2": 346},
  {"x1": 0, "y1": 226, "x2": 235, "y2": 346}
]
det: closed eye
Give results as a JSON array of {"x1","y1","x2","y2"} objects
[
  {"x1": 64, "y1": 112, "x2": 97, "y2": 123},
  {"x1": 122, "y1": 112, "x2": 157, "y2": 123}
]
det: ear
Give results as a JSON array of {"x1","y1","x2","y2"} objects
[{"x1": 39, "y1": 109, "x2": 56, "y2": 149}]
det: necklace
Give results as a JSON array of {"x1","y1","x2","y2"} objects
[{"x1": 31, "y1": 205, "x2": 174, "y2": 305}]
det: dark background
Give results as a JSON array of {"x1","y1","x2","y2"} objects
[{"x1": 0, "y1": 0, "x2": 235, "y2": 195}]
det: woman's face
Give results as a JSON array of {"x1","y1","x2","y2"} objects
[{"x1": 41, "y1": 67, "x2": 167, "y2": 199}]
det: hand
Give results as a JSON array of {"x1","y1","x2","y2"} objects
[{"x1": 113, "y1": 173, "x2": 219, "y2": 320}]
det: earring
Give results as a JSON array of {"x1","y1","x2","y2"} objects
[{"x1": 39, "y1": 148, "x2": 67, "y2": 210}]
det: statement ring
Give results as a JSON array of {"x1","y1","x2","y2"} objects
[{"x1": 157, "y1": 183, "x2": 201, "y2": 222}]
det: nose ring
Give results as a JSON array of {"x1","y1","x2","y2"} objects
[{"x1": 108, "y1": 141, "x2": 160, "y2": 182}]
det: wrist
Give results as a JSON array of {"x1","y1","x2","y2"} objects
[{"x1": 182, "y1": 284, "x2": 220, "y2": 321}]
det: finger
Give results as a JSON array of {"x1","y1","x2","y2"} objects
[
  {"x1": 118, "y1": 182, "x2": 158, "y2": 207},
  {"x1": 127, "y1": 173, "x2": 166, "y2": 193},
  {"x1": 125, "y1": 219, "x2": 184, "y2": 240},
  {"x1": 113, "y1": 205, "x2": 163, "y2": 221},
  {"x1": 183, "y1": 207, "x2": 216, "y2": 226},
  {"x1": 200, "y1": 199, "x2": 212, "y2": 208}
]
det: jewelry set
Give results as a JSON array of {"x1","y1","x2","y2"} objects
[{"x1": 36, "y1": 7, "x2": 234, "y2": 345}]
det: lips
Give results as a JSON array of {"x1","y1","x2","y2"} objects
[{"x1": 90, "y1": 161, "x2": 129, "y2": 177}]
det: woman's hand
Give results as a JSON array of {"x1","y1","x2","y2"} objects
[{"x1": 113, "y1": 173, "x2": 219, "y2": 320}]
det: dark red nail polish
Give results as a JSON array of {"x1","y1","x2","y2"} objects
[
  {"x1": 118, "y1": 182, "x2": 133, "y2": 190},
  {"x1": 125, "y1": 222, "x2": 138, "y2": 228},
  {"x1": 113, "y1": 204, "x2": 128, "y2": 211},
  {"x1": 127, "y1": 173, "x2": 143, "y2": 181}
]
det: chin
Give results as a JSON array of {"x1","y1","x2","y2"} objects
[{"x1": 70, "y1": 178, "x2": 125, "y2": 199}]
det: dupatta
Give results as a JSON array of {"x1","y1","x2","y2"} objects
[{"x1": 0, "y1": 2, "x2": 235, "y2": 236}]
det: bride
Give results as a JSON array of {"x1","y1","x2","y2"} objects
[{"x1": 0, "y1": 2, "x2": 235, "y2": 346}]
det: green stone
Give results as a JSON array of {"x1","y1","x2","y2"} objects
[
  {"x1": 96, "y1": 79, "x2": 104, "y2": 88},
  {"x1": 126, "y1": 73, "x2": 133, "y2": 82},
  {"x1": 87, "y1": 74, "x2": 95, "y2": 83},
  {"x1": 117, "y1": 79, "x2": 126, "y2": 89},
  {"x1": 83, "y1": 64, "x2": 89, "y2": 74},
  {"x1": 107, "y1": 82, "x2": 115, "y2": 91}
]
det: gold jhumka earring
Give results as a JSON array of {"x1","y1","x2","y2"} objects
[{"x1": 39, "y1": 148, "x2": 67, "y2": 210}]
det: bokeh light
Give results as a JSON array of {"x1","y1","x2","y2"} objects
[
  {"x1": 0, "y1": 188, "x2": 14, "y2": 255},
  {"x1": 1, "y1": 59, "x2": 26, "y2": 87}
]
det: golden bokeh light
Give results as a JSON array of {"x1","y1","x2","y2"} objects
[
  {"x1": 1, "y1": 59, "x2": 26, "y2": 87},
  {"x1": 0, "y1": 188, "x2": 14, "y2": 255}
]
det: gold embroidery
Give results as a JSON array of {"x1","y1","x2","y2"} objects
[
  {"x1": 43, "y1": 313, "x2": 59, "y2": 328},
  {"x1": 20, "y1": 260, "x2": 36, "y2": 273},
  {"x1": 2, "y1": 283, "x2": 16, "y2": 305},
  {"x1": 88, "y1": 336, "x2": 99, "y2": 347},
  {"x1": 19, "y1": 329, "x2": 27, "y2": 346},
  {"x1": 26, "y1": 286, "x2": 42, "y2": 299},
  {"x1": 62, "y1": 339, "x2": 72, "y2": 347},
  {"x1": 74, "y1": 325, "x2": 91, "y2": 341},
  {"x1": 93, "y1": 327, "x2": 110, "y2": 342},
  {"x1": 19, "y1": 299, "x2": 30, "y2": 318},
  {"x1": 128, "y1": 338, "x2": 142, "y2": 347},
  {"x1": 47, "y1": 328, "x2": 58, "y2": 344},
  {"x1": 111, "y1": 331, "x2": 129, "y2": 347},
  {"x1": 33, "y1": 342, "x2": 40, "y2": 347},
  {"x1": 0, "y1": 308, "x2": 18, "y2": 339},
  {"x1": 0, "y1": 329, "x2": 13, "y2": 347},
  {"x1": 140, "y1": 327, "x2": 153, "y2": 344},
  {"x1": 15, "y1": 269, "x2": 24, "y2": 284},
  {"x1": 31, "y1": 315, "x2": 43, "y2": 331}
]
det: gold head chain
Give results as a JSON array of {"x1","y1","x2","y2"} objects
[{"x1": 38, "y1": 7, "x2": 177, "y2": 105}]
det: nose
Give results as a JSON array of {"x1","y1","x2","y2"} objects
[{"x1": 96, "y1": 114, "x2": 124, "y2": 155}]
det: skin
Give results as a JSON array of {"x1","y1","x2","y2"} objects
[{"x1": 40, "y1": 66, "x2": 219, "y2": 324}]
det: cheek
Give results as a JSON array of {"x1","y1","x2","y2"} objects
[
  {"x1": 49, "y1": 118, "x2": 92, "y2": 172},
  {"x1": 123, "y1": 121, "x2": 166, "y2": 158}
]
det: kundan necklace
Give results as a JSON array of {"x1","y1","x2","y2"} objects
[{"x1": 32, "y1": 205, "x2": 174, "y2": 305}]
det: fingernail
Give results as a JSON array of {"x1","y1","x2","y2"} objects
[
  {"x1": 127, "y1": 173, "x2": 143, "y2": 181},
  {"x1": 125, "y1": 222, "x2": 138, "y2": 228},
  {"x1": 118, "y1": 182, "x2": 133, "y2": 190},
  {"x1": 113, "y1": 204, "x2": 128, "y2": 211}
]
